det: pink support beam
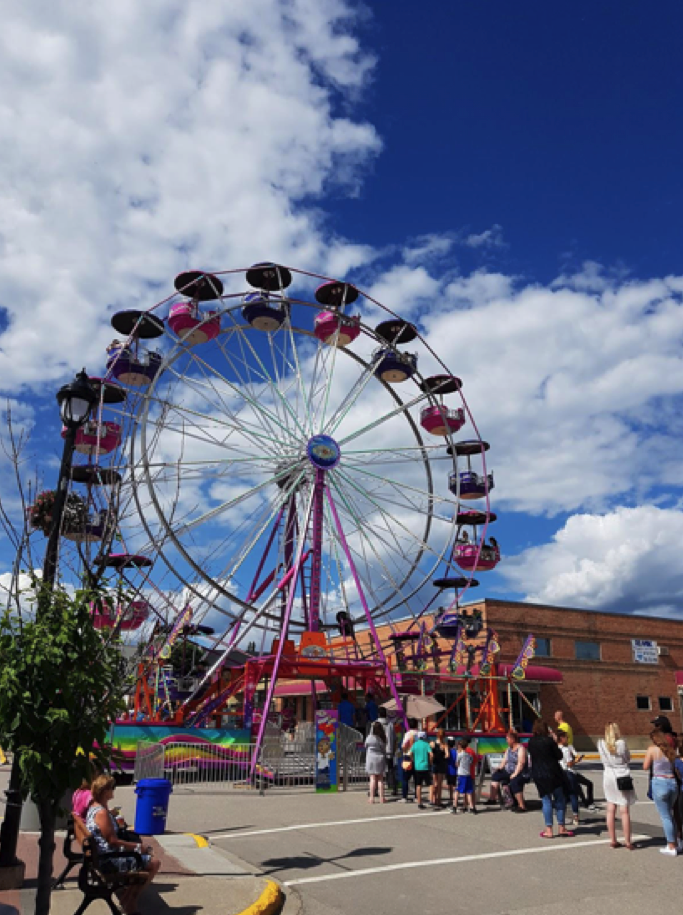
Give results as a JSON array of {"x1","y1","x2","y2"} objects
[
  {"x1": 325, "y1": 486, "x2": 407, "y2": 725},
  {"x1": 308, "y1": 469, "x2": 325, "y2": 632}
]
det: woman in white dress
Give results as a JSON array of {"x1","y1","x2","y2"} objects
[
  {"x1": 365, "y1": 721, "x2": 387, "y2": 804},
  {"x1": 598, "y1": 722, "x2": 637, "y2": 849}
]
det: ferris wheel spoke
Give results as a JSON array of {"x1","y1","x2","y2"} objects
[
  {"x1": 187, "y1": 479, "x2": 302, "y2": 601},
  {"x1": 337, "y1": 390, "x2": 428, "y2": 448},
  {"x1": 331, "y1": 476, "x2": 421, "y2": 595},
  {"x1": 166, "y1": 363, "x2": 294, "y2": 453},
  {"x1": 167, "y1": 463, "x2": 304, "y2": 539},
  {"x1": 341, "y1": 461, "x2": 454, "y2": 511},
  {"x1": 212, "y1": 328, "x2": 297, "y2": 447},
  {"x1": 174, "y1": 337, "x2": 299, "y2": 449},
  {"x1": 334, "y1": 465, "x2": 446, "y2": 566},
  {"x1": 225, "y1": 313, "x2": 310, "y2": 442},
  {"x1": 322, "y1": 354, "x2": 378, "y2": 438},
  {"x1": 326, "y1": 478, "x2": 402, "y2": 613},
  {"x1": 308, "y1": 332, "x2": 341, "y2": 433}
]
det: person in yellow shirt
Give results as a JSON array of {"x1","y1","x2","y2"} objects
[
  {"x1": 0, "y1": 746, "x2": 7, "y2": 765},
  {"x1": 554, "y1": 710, "x2": 574, "y2": 747}
]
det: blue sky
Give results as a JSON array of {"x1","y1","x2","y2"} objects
[{"x1": 2, "y1": 0, "x2": 683, "y2": 629}]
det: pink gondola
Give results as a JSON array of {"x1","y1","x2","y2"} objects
[
  {"x1": 419, "y1": 405, "x2": 465, "y2": 437},
  {"x1": 314, "y1": 311, "x2": 361, "y2": 347},
  {"x1": 454, "y1": 543, "x2": 500, "y2": 572},
  {"x1": 168, "y1": 302, "x2": 221, "y2": 346},
  {"x1": 65, "y1": 421, "x2": 122, "y2": 456},
  {"x1": 91, "y1": 599, "x2": 151, "y2": 631}
]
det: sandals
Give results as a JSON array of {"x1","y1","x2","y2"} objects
[
  {"x1": 540, "y1": 831, "x2": 554, "y2": 839},
  {"x1": 558, "y1": 831, "x2": 575, "y2": 838}
]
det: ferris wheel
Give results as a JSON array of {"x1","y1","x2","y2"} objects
[{"x1": 101, "y1": 263, "x2": 497, "y2": 655}]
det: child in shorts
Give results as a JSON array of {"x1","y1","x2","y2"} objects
[
  {"x1": 410, "y1": 731, "x2": 433, "y2": 810},
  {"x1": 453, "y1": 737, "x2": 477, "y2": 814}
]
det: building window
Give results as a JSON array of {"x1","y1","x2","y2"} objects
[
  {"x1": 636, "y1": 695, "x2": 651, "y2": 711},
  {"x1": 659, "y1": 697, "x2": 673, "y2": 712},
  {"x1": 575, "y1": 640, "x2": 600, "y2": 661},
  {"x1": 535, "y1": 637, "x2": 551, "y2": 657}
]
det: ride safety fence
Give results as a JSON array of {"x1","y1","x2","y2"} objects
[{"x1": 132, "y1": 723, "x2": 368, "y2": 793}]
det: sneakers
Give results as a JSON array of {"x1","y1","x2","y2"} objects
[
  {"x1": 586, "y1": 803, "x2": 598, "y2": 812},
  {"x1": 660, "y1": 847, "x2": 678, "y2": 856},
  {"x1": 572, "y1": 816, "x2": 580, "y2": 827},
  {"x1": 451, "y1": 807, "x2": 458, "y2": 814},
  {"x1": 470, "y1": 808, "x2": 478, "y2": 815},
  {"x1": 483, "y1": 799, "x2": 498, "y2": 807},
  {"x1": 418, "y1": 803, "x2": 426, "y2": 810}
]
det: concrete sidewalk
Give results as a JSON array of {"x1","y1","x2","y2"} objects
[{"x1": 0, "y1": 831, "x2": 295, "y2": 915}]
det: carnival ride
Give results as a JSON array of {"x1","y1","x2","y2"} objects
[{"x1": 30, "y1": 262, "x2": 530, "y2": 774}]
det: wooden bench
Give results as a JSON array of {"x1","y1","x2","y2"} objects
[{"x1": 72, "y1": 816, "x2": 146, "y2": 915}]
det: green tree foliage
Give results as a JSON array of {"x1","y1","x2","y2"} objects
[{"x1": 0, "y1": 578, "x2": 127, "y2": 915}]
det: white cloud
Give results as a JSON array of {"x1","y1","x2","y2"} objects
[
  {"x1": 499, "y1": 505, "x2": 683, "y2": 615},
  {"x1": 464, "y1": 224, "x2": 505, "y2": 249},
  {"x1": 0, "y1": 0, "x2": 380, "y2": 393}
]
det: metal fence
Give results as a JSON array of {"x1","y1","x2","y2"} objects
[
  {"x1": 133, "y1": 741, "x2": 165, "y2": 782},
  {"x1": 132, "y1": 722, "x2": 370, "y2": 793}
]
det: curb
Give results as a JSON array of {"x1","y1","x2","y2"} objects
[
  {"x1": 185, "y1": 832, "x2": 210, "y2": 847},
  {"x1": 238, "y1": 879, "x2": 284, "y2": 915}
]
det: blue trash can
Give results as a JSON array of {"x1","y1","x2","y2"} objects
[{"x1": 134, "y1": 778, "x2": 173, "y2": 835}]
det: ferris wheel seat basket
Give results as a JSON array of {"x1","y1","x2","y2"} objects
[
  {"x1": 66, "y1": 421, "x2": 122, "y2": 456},
  {"x1": 449, "y1": 470, "x2": 495, "y2": 500},
  {"x1": 457, "y1": 509, "x2": 496, "y2": 526},
  {"x1": 62, "y1": 509, "x2": 112, "y2": 543},
  {"x1": 168, "y1": 303, "x2": 221, "y2": 345},
  {"x1": 420, "y1": 404, "x2": 465, "y2": 436},
  {"x1": 373, "y1": 348, "x2": 417, "y2": 383},
  {"x1": 314, "y1": 311, "x2": 361, "y2": 346},
  {"x1": 107, "y1": 350, "x2": 162, "y2": 387},
  {"x1": 241, "y1": 293, "x2": 287, "y2": 331},
  {"x1": 90, "y1": 599, "x2": 150, "y2": 631},
  {"x1": 455, "y1": 544, "x2": 500, "y2": 572}
]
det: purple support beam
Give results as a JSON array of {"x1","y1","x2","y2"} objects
[
  {"x1": 249, "y1": 490, "x2": 316, "y2": 779},
  {"x1": 246, "y1": 506, "x2": 284, "y2": 602},
  {"x1": 325, "y1": 486, "x2": 407, "y2": 725},
  {"x1": 308, "y1": 469, "x2": 325, "y2": 632}
]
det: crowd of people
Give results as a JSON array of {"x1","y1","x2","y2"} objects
[{"x1": 362, "y1": 704, "x2": 683, "y2": 855}]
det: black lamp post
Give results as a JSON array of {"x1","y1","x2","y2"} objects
[{"x1": 0, "y1": 369, "x2": 97, "y2": 883}]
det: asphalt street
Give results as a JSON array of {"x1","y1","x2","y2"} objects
[{"x1": 2, "y1": 765, "x2": 680, "y2": 915}]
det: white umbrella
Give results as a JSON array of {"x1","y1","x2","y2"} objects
[{"x1": 382, "y1": 694, "x2": 445, "y2": 719}]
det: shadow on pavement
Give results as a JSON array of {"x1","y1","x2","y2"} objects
[{"x1": 261, "y1": 845, "x2": 393, "y2": 876}]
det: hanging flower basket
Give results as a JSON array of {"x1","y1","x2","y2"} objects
[{"x1": 28, "y1": 490, "x2": 88, "y2": 536}]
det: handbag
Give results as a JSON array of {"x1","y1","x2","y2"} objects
[
  {"x1": 402, "y1": 756, "x2": 413, "y2": 771},
  {"x1": 616, "y1": 775, "x2": 634, "y2": 792}
]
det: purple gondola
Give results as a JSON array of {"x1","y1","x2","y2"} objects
[
  {"x1": 106, "y1": 343, "x2": 162, "y2": 387},
  {"x1": 449, "y1": 470, "x2": 495, "y2": 500},
  {"x1": 241, "y1": 293, "x2": 288, "y2": 331},
  {"x1": 373, "y1": 348, "x2": 417, "y2": 383}
]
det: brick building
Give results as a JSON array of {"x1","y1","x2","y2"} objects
[{"x1": 356, "y1": 599, "x2": 683, "y2": 749}]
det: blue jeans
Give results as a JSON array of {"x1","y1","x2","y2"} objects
[
  {"x1": 541, "y1": 785, "x2": 566, "y2": 828},
  {"x1": 563, "y1": 771, "x2": 580, "y2": 815},
  {"x1": 651, "y1": 777, "x2": 677, "y2": 844}
]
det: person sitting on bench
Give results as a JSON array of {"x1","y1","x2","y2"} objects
[
  {"x1": 485, "y1": 729, "x2": 529, "y2": 812},
  {"x1": 86, "y1": 775, "x2": 160, "y2": 914}
]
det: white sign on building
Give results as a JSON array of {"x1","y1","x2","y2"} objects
[{"x1": 632, "y1": 639, "x2": 658, "y2": 664}]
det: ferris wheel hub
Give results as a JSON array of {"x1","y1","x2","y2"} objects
[{"x1": 306, "y1": 434, "x2": 341, "y2": 471}]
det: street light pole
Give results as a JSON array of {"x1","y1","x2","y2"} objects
[{"x1": 0, "y1": 370, "x2": 97, "y2": 885}]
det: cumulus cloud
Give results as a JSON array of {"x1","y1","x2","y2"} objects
[
  {"x1": 464, "y1": 224, "x2": 505, "y2": 249},
  {"x1": 0, "y1": 0, "x2": 380, "y2": 392},
  {"x1": 498, "y1": 506, "x2": 683, "y2": 615}
]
